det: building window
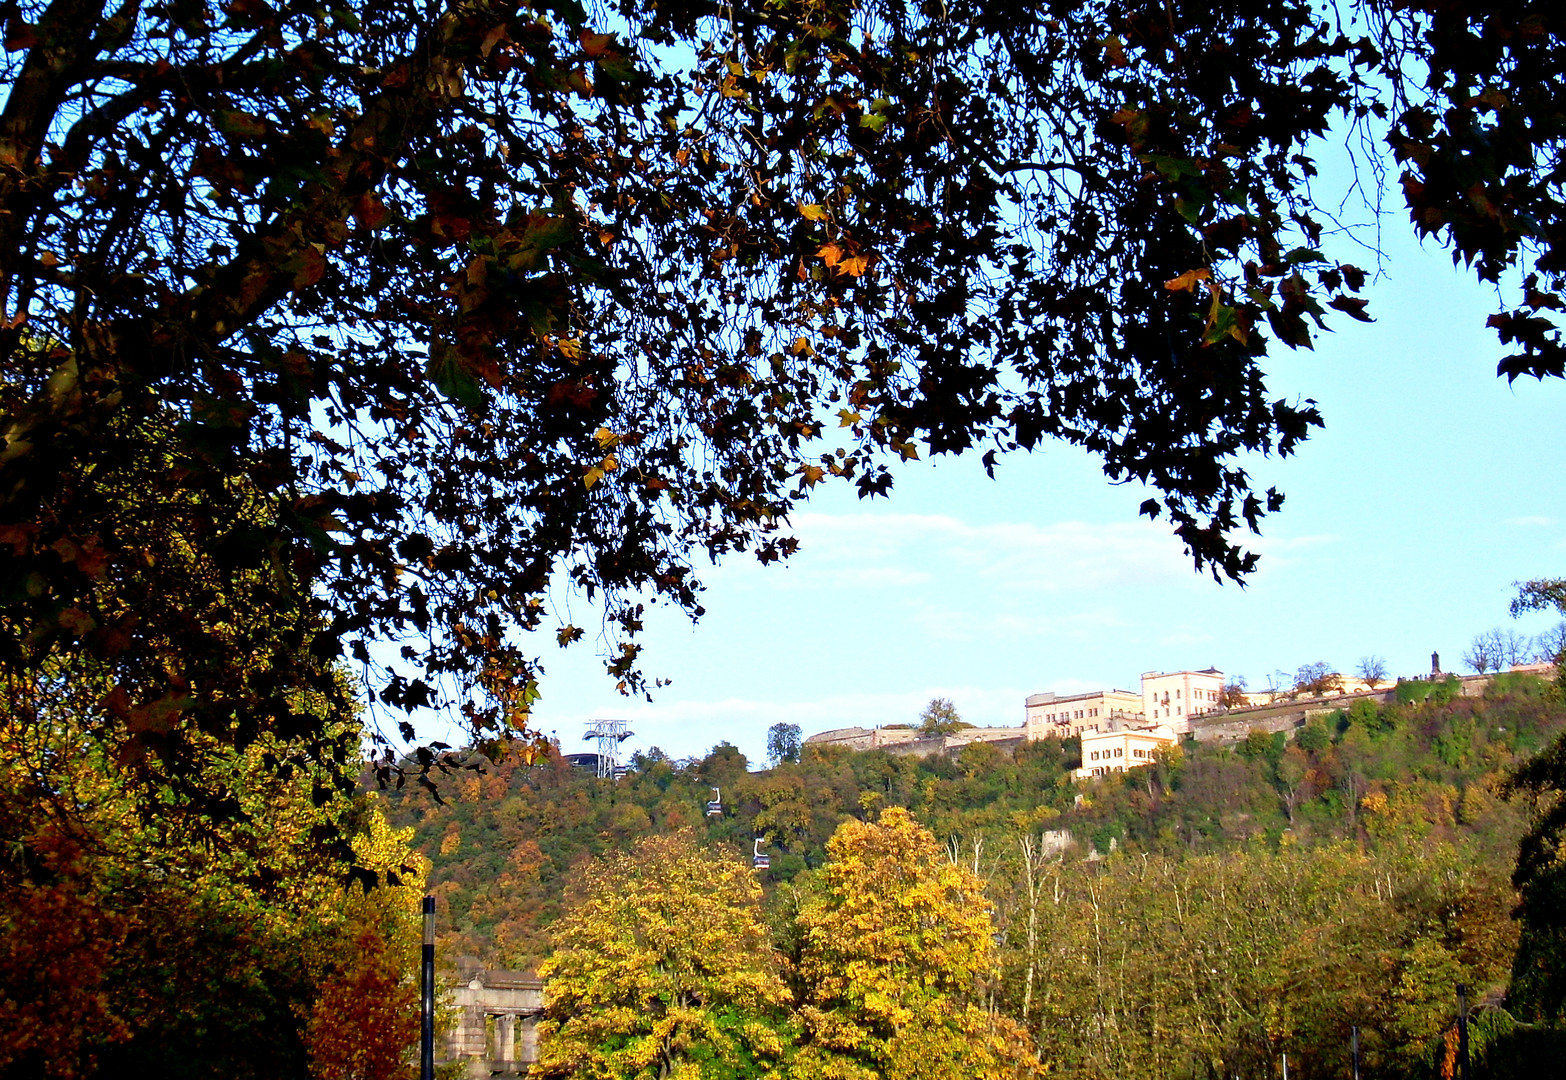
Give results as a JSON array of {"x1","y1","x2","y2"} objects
[{"x1": 1114, "y1": 747, "x2": 1123, "y2": 757}]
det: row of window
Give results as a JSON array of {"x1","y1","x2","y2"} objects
[
  {"x1": 1088, "y1": 746, "x2": 1158, "y2": 763},
  {"x1": 1149, "y1": 687, "x2": 1219, "y2": 704},
  {"x1": 1044, "y1": 705, "x2": 1101, "y2": 722}
]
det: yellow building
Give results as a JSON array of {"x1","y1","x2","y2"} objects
[
  {"x1": 1076, "y1": 726, "x2": 1179, "y2": 780},
  {"x1": 1024, "y1": 688, "x2": 1144, "y2": 738},
  {"x1": 1140, "y1": 668, "x2": 1224, "y2": 733}
]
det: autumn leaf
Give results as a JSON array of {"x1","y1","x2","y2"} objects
[
  {"x1": 351, "y1": 192, "x2": 390, "y2": 231},
  {"x1": 1329, "y1": 295, "x2": 1374, "y2": 322},
  {"x1": 579, "y1": 30, "x2": 615, "y2": 58},
  {"x1": 1164, "y1": 268, "x2": 1212, "y2": 293}
]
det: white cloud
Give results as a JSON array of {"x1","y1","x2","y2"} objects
[
  {"x1": 1508, "y1": 515, "x2": 1557, "y2": 527},
  {"x1": 783, "y1": 512, "x2": 1195, "y2": 594}
]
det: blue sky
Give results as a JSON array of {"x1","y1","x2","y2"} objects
[{"x1": 519, "y1": 212, "x2": 1566, "y2": 768}]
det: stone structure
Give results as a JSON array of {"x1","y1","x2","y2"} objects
[
  {"x1": 445, "y1": 967, "x2": 545, "y2": 1078},
  {"x1": 803, "y1": 724, "x2": 1025, "y2": 757},
  {"x1": 1024, "y1": 688, "x2": 1143, "y2": 738}
]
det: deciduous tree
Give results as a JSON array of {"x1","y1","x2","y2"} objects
[
  {"x1": 535, "y1": 832, "x2": 792, "y2": 1080},
  {"x1": 1295, "y1": 661, "x2": 1341, "y2": 697},
  {"x1": 4, "y1": 0, "x2": 1564, "y2": 778},
  {"x1": 0, "y1": 669, "x2": 425, "y2": 1080},
  {"x1": 791, "y1": 808, "x2": 1040, "y2": 1080},
  {"x1": 918, "y1": 698, "x2": 966, "y2": 737},
  {"x1": 767, "y1": 723, "x2": 803, "y2": 766},
  {"x1": 1357, "y1": 655, "x2": 1389, "y2": 688}
]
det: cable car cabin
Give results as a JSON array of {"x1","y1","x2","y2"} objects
[
  {"x1": 705, "y1": 786, "x2": 723, "y2": 817},
  {"x1": 752, "y1": 837, "x2": 770, "y2": 870}
]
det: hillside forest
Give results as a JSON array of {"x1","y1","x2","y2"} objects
[{"x1": 383, "y1": 673, "x2": 1566, "y2": 1080}]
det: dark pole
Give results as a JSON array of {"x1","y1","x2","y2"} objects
[
  {"x1": 1351, "y1": 1026, "x2": 1360, "y2": 1080},
  {"x1": 1457, "y1": 983, "x2": 1471, "y2": 1080},
  {"x1": 421, "y1": 895, "x2": 436, "y2": 1080}
]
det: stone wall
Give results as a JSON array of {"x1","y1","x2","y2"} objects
[{"x1": 1186, "y1": 670, "x2": 1528, "y2": 744}]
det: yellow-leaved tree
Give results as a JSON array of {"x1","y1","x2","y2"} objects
[
  {"x1": 534, "y1": 831, "x2": 793, "y2": 1080},
  {"x1": 789, "y1": 808, "x2": 1042, "y2": 1080}
]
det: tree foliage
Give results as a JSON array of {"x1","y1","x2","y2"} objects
[
  {"x1": 1294, "y1": 660, "x2": 1340, "y2": 696},
  {"x1": 3, "y1": 0, "x2": 1563, "y2": 768},
  {"x1": 535, "y1": 831, "x2": 793, "y2": 1080},
  {"x1": 767, "y1": 722, "x2": 803, "y2": 766},
  {"x1": 917, "y1": 697, "x2": 965, "y2": 737},
  {"x1": 0, "y1": 668, "x2": 425, "y2": 1080},
  {"x1": 791, "y1": 808, "x2": 1039, "y2": 1080}
]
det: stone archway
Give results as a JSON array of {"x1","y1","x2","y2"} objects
[{"x1": 443, "y1": 968, "x2": 544, "y2": 1078}]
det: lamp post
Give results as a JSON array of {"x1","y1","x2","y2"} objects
[{"x1": 421, "y1": 895, "x2": 435, "y2": 1080}]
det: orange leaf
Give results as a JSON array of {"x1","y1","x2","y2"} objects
[
  {"x1": 580, "y1": 30, "x2": 614, "y2": 58},
  {"x1": 1164, "y1": 268, "x2": 1211, "y2": 293},
  {"x1": 352, "y1": 193, "x2": 390, "y2": 231}
]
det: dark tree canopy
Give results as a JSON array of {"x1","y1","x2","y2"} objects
[
  {"x1": 0, "y1": 0, "x2": 1562, "y2": 778},
  {"x1": 767, "y1": 721, "x2": 802, "y2": 764}
]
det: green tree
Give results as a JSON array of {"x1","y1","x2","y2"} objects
[
  {"x1": 1515, "y1": 580, "x2": 1566, "y2": 691},
  {"x1": 6, "y1": 0, "x2": 1566, "y2": 779},
  {"x1": 535, "y1": 832, "x2": 792, "y2": 1080},
  {"x1": 1504, "y1": 731, "x2": 1566, "y2": 1022},
  {"x1": 767, "y1": 723, "x2": 803, "y2": 766},
  {"x1": 918, "y1": 698, "x2": 966, "y2": 737}
]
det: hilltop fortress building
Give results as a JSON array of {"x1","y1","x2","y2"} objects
[
  {"x1": 803, "y1": 657, "x2": 1553, "y2": 771},
  {"x1": 1029, "y1": 668, "x2": 1223, "y2": 739},
  {"x1": 1023, "y1": 689, "x2": 1143, "y2": 739},
  {"x1": 1141, "y1": 668, "x2": 1225, "y2": 730},
  {"x1": 807, "y1": 667, "x2": 1225, "y2": 756}
]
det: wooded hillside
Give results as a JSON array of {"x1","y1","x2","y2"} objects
[{"x1": 383, "y1": 674, "x2": 1566, "y2": 1077}]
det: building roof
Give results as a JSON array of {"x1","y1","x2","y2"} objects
[{"x1": 1026, "y1": 688, "x2": 1139, "y2": 707}]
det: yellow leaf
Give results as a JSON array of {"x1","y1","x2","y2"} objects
[
  {"x1": 798, "y1": 203, "x2": 829, "y2": 221},
  {"x1": 840, "y1": 254, "x2": 869, "y2": 277}
]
